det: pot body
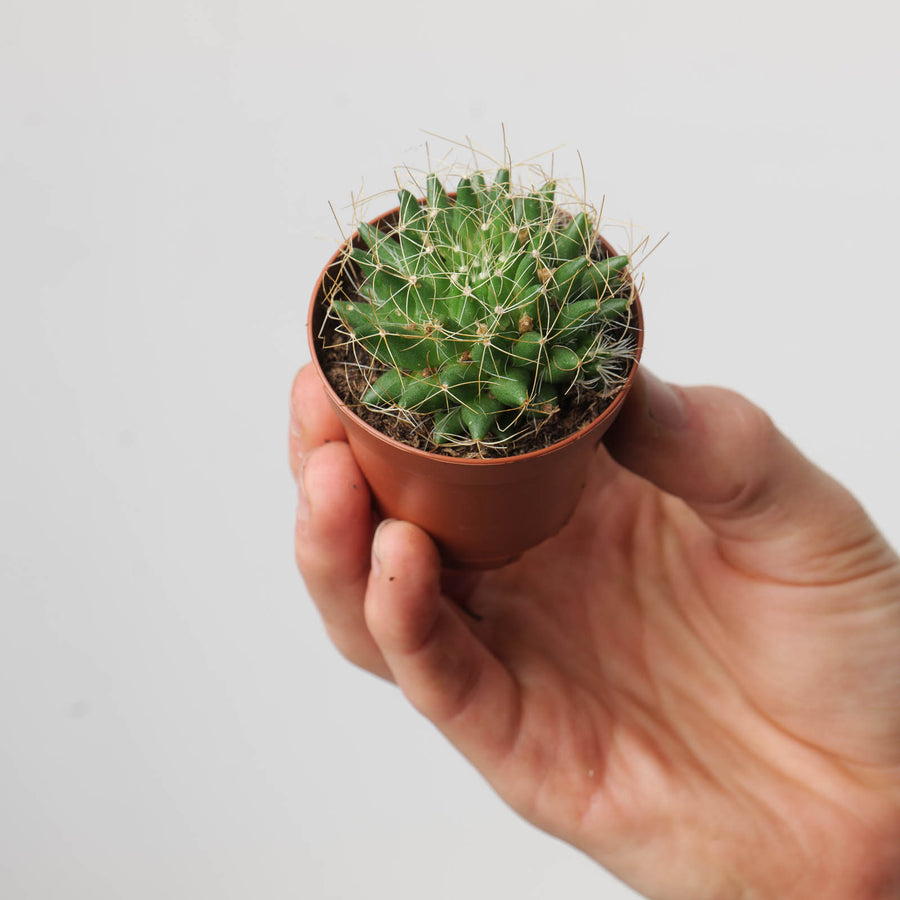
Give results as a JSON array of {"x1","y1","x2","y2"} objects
[{"x1": 307, "y1": 209, "x2": 643, "y2": 569}]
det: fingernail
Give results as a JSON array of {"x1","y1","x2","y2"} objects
[
  {"x1": 371, "y1": 518, "x2": 397, "y2": 577},
  {"x1": 645, "y1": 371, "x2": 686, "y2": 429}
]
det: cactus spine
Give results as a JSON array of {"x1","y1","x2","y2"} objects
[{"x1": 328, "y1": 168, "x2": 638, "y2": 448}]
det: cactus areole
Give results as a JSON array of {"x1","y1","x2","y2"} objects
[{"x1": 308, "y1": 168, "x2": 644, "y2": 568}]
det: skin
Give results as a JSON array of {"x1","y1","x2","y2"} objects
[{"x1": 290, "y1": 364, "x2": 900, "y2": 899}]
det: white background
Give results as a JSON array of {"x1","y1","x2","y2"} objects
[{"x1": 2, "y1": 1, "x2": 899, "y2": 898}]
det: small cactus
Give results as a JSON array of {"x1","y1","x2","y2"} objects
[{"x1": 328, "y1": 167, "x2": 638, "y2": 447}]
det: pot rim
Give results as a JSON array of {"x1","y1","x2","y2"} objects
[{"x1": 307, "y1": 206, "x2": 644, "y2": 468}]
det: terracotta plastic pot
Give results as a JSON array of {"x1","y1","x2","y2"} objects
[{"x1": 307, "y1": 208, "x2": 644, "y2": 569}]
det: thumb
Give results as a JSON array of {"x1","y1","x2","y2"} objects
[
  {"x1": 364, "y1": 519, "x2": 520, "y2": 775},
  {"x1": 605, "y1": 369, "x2": 881, "y2": 582}
]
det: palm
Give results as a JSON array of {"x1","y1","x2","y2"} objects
[
  {"x1": 292, "y1": 365, "x2": 900, "y2": 899},
  {"x1": 455, "y1": 450, "x2": 900, "y2": 899}
]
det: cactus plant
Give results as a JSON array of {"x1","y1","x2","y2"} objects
[{"x1": 326, "y1": 167, "x2": 638, "y2": 450}]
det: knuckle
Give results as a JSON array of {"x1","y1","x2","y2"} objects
[
  {"x1": 716, "y1": 388, "x2": 777, "y2": 455},
  {"x1": 696, "y1": 389, "x2": 781, "y2": 515}
]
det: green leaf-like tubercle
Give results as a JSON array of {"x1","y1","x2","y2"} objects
[
  {"x1": 489, "y1": 370, "x2": 530, "y2": 408},
  {"x1": 462, "y1": 396, "x2": 503, "y2": 441},
  {"x1": 363, "y1": 369, "x2": 403, "y2": 405}
]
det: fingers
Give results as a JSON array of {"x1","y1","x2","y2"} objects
[
  {"x1": 365, "y1": 519, "x2": 521, "y2": 772},
  {"x1": 295, "y1": 440, "x2": 390, "y2": 678},
  {"x1": 290, "y1": 364, "x2": 388, "y2": 674},
  {"x1": 289, "y1": 364, "x2": 346, "y2": 481},
  {"x1": 605, "y1": 369, "x2": 877, "y2": 579}
]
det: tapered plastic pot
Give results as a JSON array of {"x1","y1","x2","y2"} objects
[{"x1": 307, "y1": 208, "x2": 644, "y2": 569}]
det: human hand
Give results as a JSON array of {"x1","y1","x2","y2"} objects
[{"x1": 290, "y1": 364, "x2": 900, "y2": 899}]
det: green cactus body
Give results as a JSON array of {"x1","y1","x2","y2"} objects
[{"x1": 330, "y1": 168, "x2": 637, "y2": 446}]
